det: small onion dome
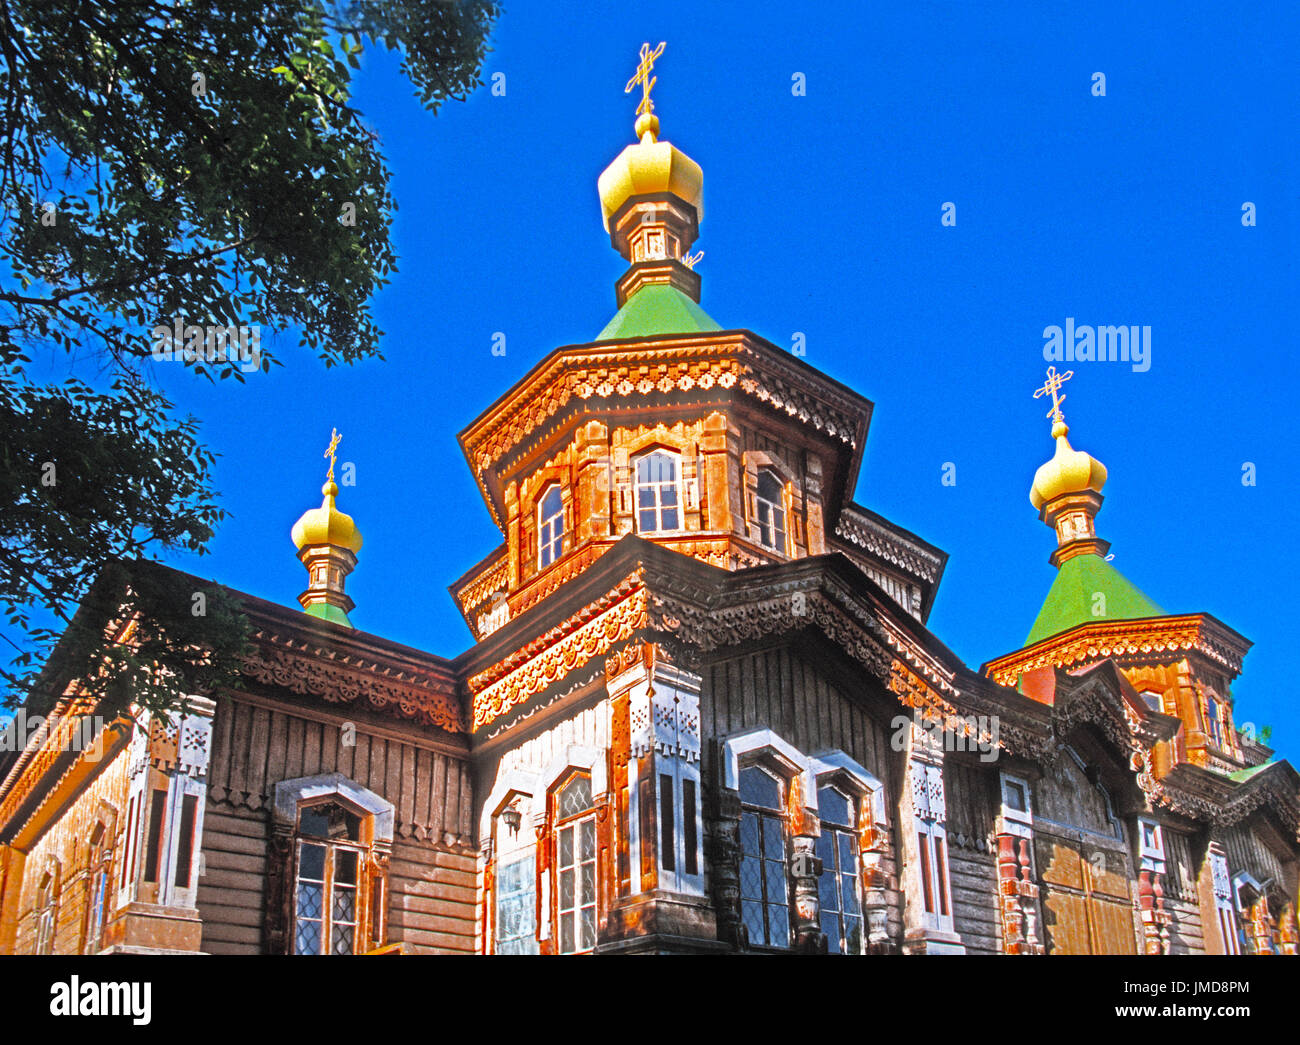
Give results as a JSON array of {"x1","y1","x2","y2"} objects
[
  {"x1": 291, "y1": 481, "x2": 363, "y2": 554},
  {"x1": 597, "y1": 113, "x2": 703, "y2": 232},
  {"x1": 1029, "y1": 420, "x2": 1108, "y2": 510}
]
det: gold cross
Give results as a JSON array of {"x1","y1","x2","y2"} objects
[
  {"x1": 323, "y1": 427, "x2": 342, "y2": 483},
  {"x1": 625, "y1": 41, "x2": 666, "y2": 117},
  {"x1": 1032, "y1": 366, "x2": 1073, "y2": 423}
]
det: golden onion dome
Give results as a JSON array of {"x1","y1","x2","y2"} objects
[
  {"x1": 291, "y1": 481, "x2": 363, "y2": 554},
  {"x1": 1029, "y1": 420, "x2": 1108, "y2": 510},
  {"x1": 597, "y1": 112, "x2": 703, "y2": 231}
]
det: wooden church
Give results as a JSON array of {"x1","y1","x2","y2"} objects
[{"x1": 0, "y1": 46, "x2": 1296, "y2": 957}]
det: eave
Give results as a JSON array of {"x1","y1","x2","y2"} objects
[{"x1": 981, "y1": 612, "x2": 1253, "y2": 688}]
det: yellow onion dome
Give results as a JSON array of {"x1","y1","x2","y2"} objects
[
  {"x1": 1029, "y1": 420, "x2": 1108, "y2": 510},
  {"x1": 291, "y1": 481, "x2": 363, "y2": 554},
  {"x1": 597, "y1": 112, "x2": 703, "y2": 231}
]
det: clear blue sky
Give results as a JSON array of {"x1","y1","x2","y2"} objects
[{"x1": 16, "y1": 2, "x2": 1300, "y2": 760}]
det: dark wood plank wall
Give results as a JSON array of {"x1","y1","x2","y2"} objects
[
  {"x1": 1162, "y1": 829, "x2": 1206, "y2": 954},
  {"x1": 942, "y1": 761, "x2": 1002, "y2": 954},
  {"x1": 198, "y1": 696, "x2": 475, "y2": 954},
  {"x1": 698, "y1": 644, "x2": 902, "y2": 943},
  {"x1": 1221, "y1": 823, "x2": 1286, "y2": 886}
]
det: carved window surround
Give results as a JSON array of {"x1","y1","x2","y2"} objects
[{"x1": 267, "y1": 773, "x2": 394, "y2": 956}]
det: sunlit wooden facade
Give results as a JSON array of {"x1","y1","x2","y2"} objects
[{"x1": 1, "y1": 73, "x2": 1297, "y2": 957}]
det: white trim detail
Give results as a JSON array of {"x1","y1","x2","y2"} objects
[
  {"x1": 810, "y1": 751, "x2": 887, "y2": 825},
  {"x1": 273, "y1": 772, "x2": 395, "y2": 842},
  {"x1": 722, "y1": 728, "x2": 816, "y2": 810}
]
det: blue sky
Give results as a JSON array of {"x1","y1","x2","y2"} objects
[{"x1": 12, "y1": 2, "x2": 1300, "y2": 760}]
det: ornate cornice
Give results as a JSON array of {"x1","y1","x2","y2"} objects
[
  {"x1": 458, "y1": 335, "x2": 870, "y2": 528},
  {"x1": 469, "y1": 581, "x2": 648, "y2": 730},
  {"x1": 984, "y1": 614, "x2": 1251, "y2": 687},
  {"x1": 242, "y1": 628, "x2": 463, "y2": 735},
  {"x1": 833, "y1": 506, "x2": 944, "y2": 586}
]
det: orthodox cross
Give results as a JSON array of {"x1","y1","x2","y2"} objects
[
  {"x1": 625, "y1": 41, "x2": 666, "y2": 116},
  {"x1": 1033, "y1": 366, "x2": 1073, "y2": 423},
  {"x1": 323, "y1": 427, "x2": 342, "y2": 483}
]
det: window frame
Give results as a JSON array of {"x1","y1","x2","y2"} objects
[
  {"x1": 738, "y1": 762, "x2": 792, "y2": 950},
  {"x1": 34, "y1": 862, "x2": 59, "y2": 955},
  {"x1": 536, "y1": 482, "x2": 565, "y2": 569},
  {"x1": 815, "y1": 783, "x2": 864, "y2": 955},
  {"x1": 272, "y1": 773, "x2": 393, "y2": 957},
  {"x1": 551, "y1": 771, "x2": 598, "y2": 955},
  {"x1": 291, "y1": 799, "x2": 369, "y2": 956},
  {"x1": 82, "y1": 821, "x2": 112, "y2": 955},
  {"x1": 754, "y1": 468, "x2": 788, "y2": 553},
  {"x1": 634, "y1": 449, "x2": 684, "y2": 535}
]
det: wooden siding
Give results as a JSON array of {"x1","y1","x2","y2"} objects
[
  {"x1": 199, "y1": 695, "x2": 475, "y2": 953},
  {"x1": 943, "y1": 761, "x2": 1002, "y2": 954},
  {"x1": 698, "y1": 644, "x2": 903, "y2": 944}
]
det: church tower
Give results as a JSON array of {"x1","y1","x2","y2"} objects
[{"x1": 985, "y1": 369, "x2": 1256, "y2": 777}]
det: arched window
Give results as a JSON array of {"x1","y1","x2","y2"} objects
[
  {"x1": 739, "y1": 764, "x2": 790, "y2": 948},
  {"x1": 817, "y1": 784, "x2": 862, "y2": 954},
  {"x1": 83, "y1": 822, "x2": 112, "y2": 955},
  {"x1": 755, "y1": 469, "x2": 787, "y2": 551},
  {"x1": 537, "y1": 484, "x2": 564, "y2": 568},
  {"x1": 635, "y1": 451, "x2": 681, "y2": 533},
  {"x1": 34, "y1": 864, "x2": 59, "y2": 955},
  {"x1": 553, "y1": 773, "x2": 597, "y2": 954},
  {"x1": 1206, "y1": 694, "x2": 1223, "y2": 748},
  {"x1": 293, "y1": 800, "x2": 367, "y2": 955}
]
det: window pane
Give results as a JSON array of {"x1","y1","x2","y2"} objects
[
  {"x1": 559, "y1": 825, "x2": 573, "y2": 866},
  {"x1": 541, "y1": 485, "x2": 562, "y2": 515},
  {"x1": 740, "y1": 810, "x2": 760, "y2": 854},
  {"x1": 335, "y1": 848, "x2": 358, "y2": 886},
  {"x1": 296, "y1": 881, "x2": 322, "y2": 921},
  {"x1": 742, "y1": 900, "x2": 765, "y2": 945},
  {"x1": 579, "y1": 906, "x2": 596, "y2": 952},
  {"x1": 739, "y1": 766, "x2": 781, "y2": 809},
  {"x1": 818, "y1": 787, "x2": 852, "y2": 826},
  {"x1": 295, "y1": 919, "x2": 322, "y2": 955},
  {"x1": 740, "y1": 855, "x2": 763, "y2": 902},
  {"x1": 558, "y1": 775, "x2": 593, "y2": 818},
  {"x1": 661, "y1": 507, "x2": 678, "y2": 530},
  {"x1": 580, "y1": 817, "x2": 596, "y2": 860},
  {"x1": 333, "y1": 886, "x2": 356, "y2": 924},
  {"x1": 581, "y1": 861, "x2": 595, "y2": 905},
  {"x1": 838, "y1": 831, "x2": 856, "y2": 872},
  {"x1": 766, "y1": 903, "x2": 789, "y2": 947},
  {"x1": 299, "y1": 843, "x2": 326, "y2": 881},
  {"x1": 841, "y1": 871, "x2": 861, "y2": 916},
  {"x1": 762, "y1": 815, "x2": 785, "y2": 861},
  {"x1": 560, "y1": 912, "x2": 575, "y2": 954},
  {"x1": 819, "y1": 866, "x2": 839, "y2": 913},
  {"x1": 765, "y1": 858, "x2": 786, "y2": 902},
  {"x1": 822, "y1": 911, "x2": 843, "y2": 953},
  {"x1": 559, "y1": 867, "x2": 574, "y2": 908},
  {"x1": 757, "y1": 471, "x2": 783, "y2": 502},
  {"x1": 332, "y1": 923, "x2": 354, "y2": 955}
]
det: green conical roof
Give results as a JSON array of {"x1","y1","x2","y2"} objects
[
  {"x1": 596, "y1": 284, "x2": 721, "y2": 341},
  {"x1": 305, "y1": 602, "x2": 353, "y2": 628},
  {"x1": 1025, "y1": 552, "x2": 1163, "y2": 647}
]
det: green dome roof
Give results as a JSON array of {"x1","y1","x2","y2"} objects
[
  {"x1": 596, "y1": 283, "x2": 721, "y2": 341},
  {"x1": 1025, "y1": 553, "x2": 1163, "y2": 647}
]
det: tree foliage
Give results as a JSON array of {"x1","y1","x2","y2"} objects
[{"x1": 0, "y1": 0, "x2": 499, "y2": 715}]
